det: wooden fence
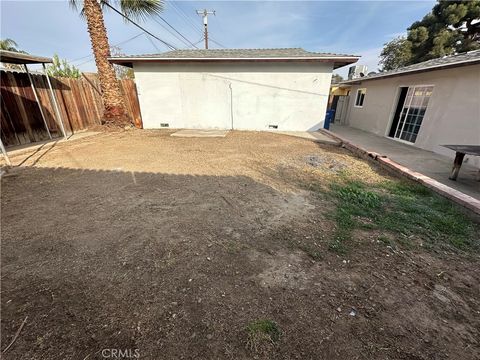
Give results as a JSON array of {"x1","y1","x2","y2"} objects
[{"x1": 0, "y1": 70, "x2": 142, "y2": 147}]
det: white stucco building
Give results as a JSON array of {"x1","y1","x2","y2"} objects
[
  {"x1": 109, "y1": 49, "x2": 358, "y2": 131},
  {"x1": 341, "y1": 50, "x2": 480, "y2": 165}
]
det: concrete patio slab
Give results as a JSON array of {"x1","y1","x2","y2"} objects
[
  {"x1": 171, "y1": 129, "x2": 229, "y2": 138},
  {"x1": 273, "y1": 131, "x2": 340, "y2": 145}
]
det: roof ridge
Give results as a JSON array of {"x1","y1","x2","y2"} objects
[{"x1": 167, "y1": 47, "x2": 305, "y2": 51}]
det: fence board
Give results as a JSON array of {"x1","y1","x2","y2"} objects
[{"x1": 1, "y1": 70, "x2": 141, "y2": 147}]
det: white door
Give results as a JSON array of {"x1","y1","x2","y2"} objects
[{"x1": 393, "y1": 86, "x2": 433, "y2": 143}]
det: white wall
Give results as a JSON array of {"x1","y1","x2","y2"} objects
[
  {"x1": 133, "y1": 62, "x2": 333, "y2": 132},
  {"x1": 345, "y1": 65, "x2": 480, "y2": 164}
]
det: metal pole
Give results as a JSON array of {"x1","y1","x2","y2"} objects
[
  {"x1": 42, "y1": 63, "x2": 67, "y2": 139},
  {"x1": 196, "y1": 9, "x2": 215, "y2": 49},
  {"x1": 24, "y1": 64, "x2": 52, "y2": 139},
  {"x1": 204, "y1": 17, "x2": 208, "y2": 49},
  {"x1": 0, "y1": 138, "x2": 11, "y2": 166}
]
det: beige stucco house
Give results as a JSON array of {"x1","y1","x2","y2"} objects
[
  {"x1": 109, "y1": 48, "x2": 358, "y2": 132},
  {"x1": 341, "y1": 50, "x2": 480, "y2": 165}
]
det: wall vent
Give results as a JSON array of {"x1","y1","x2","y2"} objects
[
  {"x1": 160, "y1": 123, "x2": 169, "y2": 128},
  {"x1": 268, "y1": 125, "x2": 278, "y2": 129}
]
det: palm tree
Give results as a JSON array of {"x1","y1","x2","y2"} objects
[
  {"x1": 0, "y1": 38, "x2": 21, "y2": 52},
  {"x1": 71, "y1": 0, "x2": 164, "y2": 126}
]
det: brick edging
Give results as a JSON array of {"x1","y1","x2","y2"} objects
[{"x1": 319, "y1": 129, "x2": 480, "y2": 215}]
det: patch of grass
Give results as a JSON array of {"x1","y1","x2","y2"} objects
[
  {"x1": 332, "y1": 181, "x2": 382, "y2": 210},
  {"x1": 377, "y1": 234, "x2": 395, "y2": 248},
  {"x1": 326, "y1": 179, "x2": 479, "y2": 253},
  {"x1": 327, "y1": 181, "x2": 383, "y2": 253},
  {"x1": 379, "y1": 179, "x2": 431, "y2": 197},
  {"x1": 246, "y1": 319, "x2": 281, "y2": 352}
]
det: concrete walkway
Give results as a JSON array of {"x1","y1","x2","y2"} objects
[
  {"x1": 330, "y1": 125, "x2": 480, "y2": 200},
  {"x1": 171, "y1": 129, "x2": 229, "y2": 138},
  {"x1": 273, "y1": 131, "x2": 340, "y2": 145}
]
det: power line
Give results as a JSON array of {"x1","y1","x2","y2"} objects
[
  {"x1": 209, "y1": 38, "x2": 226, "y2": 49},
  {"x1": 192, "y1": 38, "x2": 205, "y2": 46},
  {"x1": 101, "y1": 0, "x2": 177, "y2": 50},
  {"x1": 76, "y1": 57, "x2": 96, "y2": 67},
  {"x1": 70, "y1": 32, "x2": 145, "y2": 64},
  {"x1": 152, "y1": 15, "x2": 198, "y2": 49},
  {"x1": 144, "y1": 33, "x2": 161, "y2": 52},
  {"x1": 149, "y1": 18, "x2": 192, "y2": 48},
  {"x1": 169, "y1": 1, "x2": 204, "y2": 36},
  {"x1": 73, "y1": 31, "x2": 161, "y2": 67}
]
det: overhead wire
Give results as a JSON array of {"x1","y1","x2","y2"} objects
[
  {"x1": 101, "y1": 0, "x2": 177, "y2": 50},
  {"x1": 168, "y1": 2, "x2": 227, "y2": 50},
  {"x1": 151, "y1": 15, "x2": 199, "y2": 48},
  {"x1": 70, "y1": 32, "x2": 145, "y2": 64},
  {"x1": 209, "y1": 38, "x2": 227, "y2": 49},
  {"x1": 168, "y1": 1, "x2": 204, "y2": 36}
]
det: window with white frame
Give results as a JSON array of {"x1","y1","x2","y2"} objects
[
  {"x1": 393, "y1": 85, "x2": 434, "y2": 143},
  {"x1": 355, "y1": 88, "x2": 366, "y2": 107}
]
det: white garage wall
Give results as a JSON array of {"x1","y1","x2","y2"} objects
[{"x1": 133, "y1": 62, "x2": 333, "y2": 131}]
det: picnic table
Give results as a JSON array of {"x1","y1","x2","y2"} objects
[{"x1": 442, "y1": 145, "x2": 480, "y2": 181}]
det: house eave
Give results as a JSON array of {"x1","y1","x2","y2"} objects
[
  {"x1": 342, "y1": 58, "x2": 480, "y2": 85},
  {"x1": 108, "y1": 56, "x2": 360, "y2": 69}
]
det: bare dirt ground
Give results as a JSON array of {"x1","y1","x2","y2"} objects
[{"x1": 1, "y1": 130, "x2": 479, "y2": 360}]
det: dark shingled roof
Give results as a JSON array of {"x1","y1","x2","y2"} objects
[
  {"x1": 342, "y1": 49, "x2": 480, "y2": 84},
  {"x1": 109, "y1": 48, "x2": 357, "y2": 59},
  {"x1": 108, "y1": 48, "x2": 359, "y2": 69}
]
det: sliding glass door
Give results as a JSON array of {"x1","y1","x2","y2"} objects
[{"x1": 393, "y1": 86, "x2": 433, "y2": 143}]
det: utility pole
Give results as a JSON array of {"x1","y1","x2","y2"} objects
[{"x1": 196, "y1": 9, "x2": 215, "y2": 49}]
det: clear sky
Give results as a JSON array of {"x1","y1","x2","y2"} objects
[{"x1": 1, "y1": 0, "x2": 435, "y2": 76}]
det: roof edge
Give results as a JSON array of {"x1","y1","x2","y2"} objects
[
  {"x1": 341, "y1": 56, "x2": 480, "y2": 84},
  {"x1": 108, "y1": 55, "x2": 360, "y2": 61},
  {"x1": 108, "y1": 56, "x2": 360, "y2": 69},
  {"x1": 0, "y1": 49, "x2": 52, "y2": 64}
]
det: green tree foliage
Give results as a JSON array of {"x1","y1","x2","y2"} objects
[
  {"x1": 380, "y1": 0, "x2": 480, "y2": 70},
  {"x1": 46, "y1": 54, "x2": 81, "y2": 78},
  {"x1": 379, "y1": 37, "x2": 413, "y2": 71},
  {"x1": 0, "y1": 38, "x2": 22, "y2": 52},
  {"x1": 331, "y1": 73, "x2": 344, "y2": 83},
  {"x1": 1, "y1": 38, "x2": 28, "y2": 70}
]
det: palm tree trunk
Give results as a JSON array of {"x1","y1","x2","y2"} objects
[{"x1": 83, "y1": 0, "x2": 130, "y2": 125}]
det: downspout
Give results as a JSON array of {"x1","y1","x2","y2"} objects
[{"x1": 229, "y1": 82, "x2": 234, "y2": 130}]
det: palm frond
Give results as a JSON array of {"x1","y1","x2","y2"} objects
[
  {"x1": 0, "y1": 38, "x2": 19, "y2": 51},
  {"x1": 69, "y1": 0, "x2": 86, "y2": 18},
  {"x1": 117, "y1": 0, "x2": 164, "y2": 22}
]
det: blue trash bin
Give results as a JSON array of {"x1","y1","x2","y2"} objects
[{"x1": 324, "y1": 109, "x2": 335, "y2": 130}]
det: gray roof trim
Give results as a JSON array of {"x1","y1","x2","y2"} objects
[
  {"x1": 0, "y1": 50, "x2": 52, "y2": 64},
  {"x1": 342, "y1": 50, "x2": 480, "y2": 84},
  {"x1": 108, "y1": 48, "x2": 359, "y2": 69},
  {"x1": 109, "y1": 56, "x2": 360, "y2": 61}
]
